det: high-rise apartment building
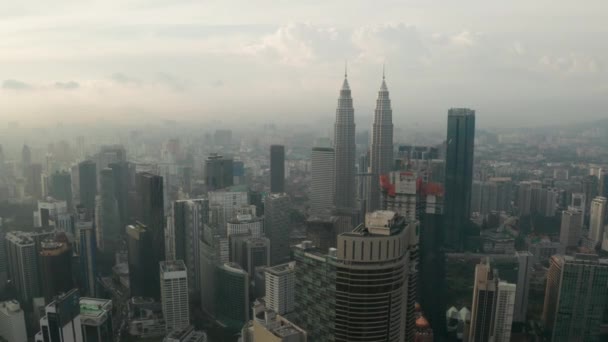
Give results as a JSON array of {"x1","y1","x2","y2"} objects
[
  {"x1": 78, "y1": 160, "x2": 97, "y2": 218},
  {"x1": 265, "y1": 262, "x2": 295, "y2": 315},
  {"x1": 468, "y1": 259, "x2": 516, "y2": 342},
  {"x1": 333, "y1": 72, "x2": 356, "y2": 211},
  {"x1": 136, "y1": 172, "x2": 165, "y2": 298},
  {"x1": 542, "y1": 254, "x2": 608, "y2": 341},
  {"x1": 444, "y1": 108, "x2": 475, "y2": 250},
  {"x1": 160, "y1": 260, "x2": 190, "y2": 333},
  {"x1": 173, "y1": 199, "x2": 208, "y2": 295},
  {"x1": 368, "y1": 73, "x2": 394, "y2": 212},
  {"x1": 205, "y1": 153, "x2": 233, "y2": 191},
  {"x1": 589, "y1": 196, "x2": 607, "y2": 247},
  {"x1": 513, "y1": 251, "x2": 532, "y2": 323},
  {"x1": 270, "y1": 145, "x2": 285, "y2": 193},
  {"x1": 310, "y1": 147, "x2": 335, "y2": 214},
  {"x1": 264, "y1": 193, "x2": 290, "y2": 265},
  {"x1": 0, "y1": 300, "x2": 27, "y2": 342},
  {"x1": 559, "y1": 209, "x2": 582, "y2": 248},
  {"x1": 6, "y1": 231, "x2": 41, "y2": 302}
]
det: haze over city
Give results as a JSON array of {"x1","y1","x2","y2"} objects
[{"x1": 2, "y1": 0, "x2": 608, "y2": 127}]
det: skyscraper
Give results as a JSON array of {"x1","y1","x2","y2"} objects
[
  {"x1": 333, "y1": 71, "x2": 356, "y2": 210},
  {"x1": 514, "y1": 251, "x2": 532, "y2": 323},
  {"x1": 136, "y1": 172, "x2": 165, "y2": 298},
  {"x1": 96, "y1": 168, "x2": 120, "y2": 253},
  {"x1": 160, "y1": 260, "x2": 190, "y2": 333},
  {"x1": 77, "y1": 208, "x2": 97, "y2": 297},
  {"x1": 6, "y1": 231, "x2": 41, "y2": 302},
  {"x1": 215, "y1": 263, "x2": 249, "y2": 332},
  {"x1": 270, "y1": 145, "x2": 285, "y2": 193},
  {"x1": 589, "y1": 196, "x2": 607, "y2": 247},
  {"x1": 39, "y1": 239, "x2": 74, "y2": 301},
  {"x1": 79, "y1": 160, "x2": 97, "y2": 218},
  {"x1": 468, "y1": 259, "x2": 516, "y2": 342},
  {"x1": 50, "y1": 171, "x2": 73, "y2": 211},
  {"x1": 173, "y1": 199, "x2": 208, "y2": 295},
  {"x1": 310, "y1": 147, "x2": 335, "y2": 214},
  {"x1": 264, "y1": 193, "x2": 291, "y2": 265},
  {"x1": 35, "y1": 289, "x2": 83, "y2": 342},
  {"x1": 126, "y1": 223, "x2": 156, "y2": 299},
  {"x1": 444, "y1": 108, "x2": 475, "y2": 250},
  {"x1": 205, "y1": 153, "x2": 233, "y2": 191},
  {"x1": 559, "y1": 209, "x2": 582, "y2": 248},
  {"x1": 542, "y1": 254, "x2": 608, "y2": 341},
  {"x1": 109, "y1": 161, "x2": 131, "y2": 229},
  {"x1": 368, "y1": 72, "x2": 393, "y2": 212}
]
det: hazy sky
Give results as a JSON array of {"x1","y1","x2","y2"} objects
[{"x1": 1, "y1": 0, "x2": 607, "y2": 128}]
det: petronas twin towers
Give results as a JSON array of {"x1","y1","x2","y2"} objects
[{"x1": 333, "y1": 68, "x2": 393, "y2": 212}]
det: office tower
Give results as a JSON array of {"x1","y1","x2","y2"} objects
[
  {"x1": 21, "y1": 144, "x2": 31, "y2": 175},
  {"x1": 96, "y1": 168, "x2": 120, "y2": 253},
  {"x1": 227, "y1": 214, "x2": 263, "y2": 238},
  {"x1": 242, "y1": 303, "x2": 307, "y2": 342},
  {"x1": 109, "y1": 161, "x2": 131, "y2": 228},
  {"x1": 173, "y1": 199, "x2": 208, "y2": 295},
  {"x1": 6, "y1": 231, "x2": 41, "y2": 302},
  {"x1": 368, "y1": 72, "x2": 394, "y2": 212},
  {"x1": 444, "y1": 108, "x2": 475, "y2": 250},
  {"x1": 95, "y1": 145, "x2": 126, "y2": 174},
  {"x1": 0, "y1": 300, "x2": 27, "y2": 342},
  {"x1": 381, "y1": 171, "x2": 417, "y2": 221},
  {"x1": 333, "y1": 211, "x2": 412, "y2": 342},
  {"x1": 600, "y1": 170, "x2": 608, "y2": 198},
  {"x1": 333, "y1": 71, "x2": 356, "y2": 210},
  {"x1": 559, "y1": 209, "x2": 582, "y2": 248},
  {"x1": 310, "y1": 147, "x2": 335, "y2": 214},
  {"x1": 542, "y1": 254, "x2": 608, "y2": 341},
  {"x1": 199, "y1": 233, "x2": 218, "y2": 316},
  {"x1": 205, "y1": 153, "x2": 233, "y2": 191},
  {"x1": 79, "y1": 160, "x2": 97, "y2": 217},
  {"x1": 215, "y1": 263, "x2": 249, "y2": 331},
  {"x1": 589, "y1": 196, "x2": 607, "y2": 247},
  {"x1": 270, "y1": 145, "x2": 285, "y2": 193},
  {"x1": 468, "y1": 259, "x2": 516, "y2": 342},
  {"x1": 265, "y1": 262, "x2": 295, "y2": 315},
  {"x1": 136, "y1": 172, "x2": 165, "y2": 298},
  {"x1": 50, "y1": 171, "x2": 73, "y2": 211},
  {"x1": 305, "y1": 214, "x2": 351, "y2": 252},
  {"x1": 0, "y1": 223, "x2": 6, "y2": 291},
  {"x1": 35, "y1": 289, "x2": 83, "y2": 342},
  {"x1": 164, "y1": 325, "x2": 208, "y2": 342},
  {"x1": 35, "y1": 198, "x2": 69, "y2": 228},
  {"x1": 79, "y1": 297, "x2": 113, "y2": 342},
  {"x1": 160, "y1": 260, "x2": 190, "y2": 333},
  {"x1": 514, "y1": 251, "x2": 532, "y2": 323},
  {"x1": 78, "y1": 209, "x2": 97, "y2": 297},
  {"x1": 293, "y1": 241, "x2": 336, "y2": 342},
  {"x1": 208, "y1": 190, "x2": 249, "y2": 226},
  {"x1": 570, "y1": 192, "x2": 586, "y2": 219},
  {"x1": 39, "y1": 239, "x2": 74, "y2": 301},
  {"x1": 27, "y1": 163, "x2": 43, "y2": 198},
  {"x1": 264, "y1": 193, "x2": 291, "y2": 265},
  {"x1": 230, "y1": 236, "x2": 270, "y2": 275},
  {"x1": 126, "y1": 223, "x2": 157, "y2": 298}
]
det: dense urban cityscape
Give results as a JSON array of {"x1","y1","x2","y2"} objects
[{"x1": 2, "y1": 1, "x2": 608, "y2": 342}]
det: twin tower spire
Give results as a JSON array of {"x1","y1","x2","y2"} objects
[{"x1": 333, "y1": 65, "x2": 394, "y2": 212}]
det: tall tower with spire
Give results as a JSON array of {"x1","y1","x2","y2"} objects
[
  {"x1": 368, "y1": 68, "x2": 394, "y2": 212},
  {"x1": 333, "y1": 67, "x2": 357, "y2": 210}
]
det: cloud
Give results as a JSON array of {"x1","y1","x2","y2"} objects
[
  {"x1": 54, "y1": 81, "x2": 80, "y2": 90},
  {"x1": 211, "y1": 80, "x2": 224, "y2": 87},
  {"x1": 111, "y1": 73, "x2": 141, "y2": 85},
  {"x1": 351, "y1": 23, "x2": 427, "y2": 64},
  {"x1": 156, "y1": 72, "x2": 188, "y2": 91},
  {"x1": 538, "y1": 54, "x2": 601, "y2": 75},
  {"x1": 244, "y1": 23, "x2": 351, "y2": 66},
  {"x1": 2, "y1": 79, "x2": 32, "y2": 90}
]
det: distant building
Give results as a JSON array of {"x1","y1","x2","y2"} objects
[
  {"x1": 160, "y1": 260, "x2": 190, "y2": 333},
  {"x1": 333, "y1": 73, "x2": 356, "y2": 211},
  {"x1": 205, "y1": 153, "x2": 233, "y2": 191},
  {"x1": 589, "y1": 196, "x2": 607, "y2": 247},
  {"x1": 173, "y1": 199, "x2": 208, "y2": 296},
  {"x1": 265, "y1": 262, "x2": 295, "y2": 315},
  {"x1": 305, "y1": 214, "x2": 351, "y2": 252},
  {"x1": 381, "y1": 171, "x2": 417, "y2": 222},
  {"x1": 444, "y1": 108, "x2": 475, "y2": 250},
  {"x1": 527, "y1": 237, "x2": 564, "y2": 264},
  {"x1": 514, "y1": 252, "x2": 532, "y2": 323},
  {"x1": 270, "y1": 145, "x2": 285, "y2": 193},
  {"x1": 126, "y1": 297, "x2": 165, "y2": 339},
  {"x1": 542, "y1": 254, "x2": 608, "y2": 341},
  {"x1": 227, "y1": 214, "x2": 263, "y2": 238},
  {"x1": 559, "y1": 209, "x2": 582, "y2": 248},
  {"x1": 310, "y1": 147, "x2": 335, "y2": 214},
  {"x1": 50, "y1": 171, "x2": 73, "y2": 211},
  {"x1": 213, "y1": 129, "x2": 232, "y2": 147},
  {"x1": 96, "y1": 168, "x2": 120, "y2": 254},
  {"x1": 78, "y1": 160, "x2": 97, "y2": 217},
  {"x1": 77, "y1": 207, "x2": 97, "y2": 297},
  {"x1": 0, "y1": 300, "x2": 27, "y2": 342}
]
